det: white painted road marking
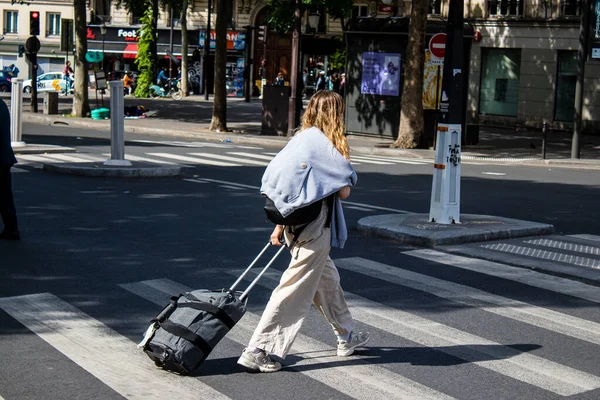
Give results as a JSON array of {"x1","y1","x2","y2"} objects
[
  {"x1": 0, "y1": 293, "x2": 230, "y2": 400},
  {"x1": 233, "y1": 269, "x2": 600, "y2": 397},
  {"x1": 147, "y1": 152, "x2": 237, "y2": 166},
  {"x1": 405, "y1": 249, "x2": 600, "y2": 304},
  {"x1": 336, "y1": 257, "x2": 600, "y2": 346},
  {"x1": 121, "y1": 279, "x2": 454, "y2": 400}
]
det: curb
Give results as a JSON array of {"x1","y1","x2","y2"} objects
[
  {"x1": 22, "y1": 113, "x2": 600, "y2": 170},
  {"x1": 357, "y1": 213, "x2": 555, "y2": 248},
  {"x1": 42, "y1": 162, "x2": 181, "y2": 178}
]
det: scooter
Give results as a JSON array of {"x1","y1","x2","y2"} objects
[{"x1": 149, "y1": 78, "x2": 183, "y2": 100}]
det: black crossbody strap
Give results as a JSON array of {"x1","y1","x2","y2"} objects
[
  {"x1": 177, "y1": 302, "x2": 236, "y2": 329},
  {"x1": 160, "y1": 321, "x2": 213, "y2": 355}
]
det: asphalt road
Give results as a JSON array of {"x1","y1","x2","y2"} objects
[{"x1": 1, "y1": 124, "x2": 599, "y2": 400}]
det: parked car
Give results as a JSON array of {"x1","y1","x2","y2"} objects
[
  {"x1": 22, "y1": 71, "x2": 73, "y2": 94},
  {"x1": 0, "y1": 71, "x2": 11, "y2": 92}
]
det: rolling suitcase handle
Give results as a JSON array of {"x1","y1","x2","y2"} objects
[{"x1": 230, "y1": 241, "x2": 287, "y2": 302}]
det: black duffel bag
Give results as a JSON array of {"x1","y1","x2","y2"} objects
[{"x1": 141, "y1": 289, "x2": 247, "y2": 375}]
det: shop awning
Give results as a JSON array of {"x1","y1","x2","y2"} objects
[{"x1": 123, "y1": 43, "x2": 138, "y2": 59}]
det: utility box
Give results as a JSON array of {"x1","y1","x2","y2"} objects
[
  {"x1": 344, "y1": 17, "x2": 473, "y2": 145},
  {"x1": 43, "y1": 92, "x2": 59, "y2": 115},
  {"x1": 429, "y1": 124, "x2": 462, "y2": 224},
  {"x1": 261, "y1": 85, "x2": 290, "y2": 135}
]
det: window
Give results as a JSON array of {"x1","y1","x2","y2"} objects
[
  {"x1": 429, "y1": 0, "x2": 442, "y2": 15},
  {"x1": 47, "y1": 13, "x2": 61, "y2": 36},
  {"x1": 488, "y1": 0, "x2": 523, "y2": 16},
  {"x1": 560, "y1": 0, "x2": 581, "y2": 16},
  {"x1": 479, "y1": 48, "x2": 521, "y2": 117},
  {"x1": 352, "y1": 5, "x2": 369, "y2": 18},
  {"x1": 4, "y1": 11, "x2": 18, "y2": 34},
  {"x1": 554, "y1": 51, "x2": 577, "y2": 122}
]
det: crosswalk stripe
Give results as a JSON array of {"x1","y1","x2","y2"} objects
[
  {"x1": 349, "y1": 155, "x2": 395, "y2": 165},
  {"x1": 569, "y1": 234, "x2": 600, "y2": 242},
  {"x1": 66, "y1": 153, "x2": 109, "y2": 162},
  {"x1": 185, "y1": 178, "x2": 259, "y2": 190},
  {"x1": 335, "y1": 257, "x2": 600, "y2": 346},
  {"x1": 352, "y1": 154, "x2": 429, "y2": 165},
  {"x1": 0, "y1": 293, "x2": 230, "y2": 400},
  {"x1": 404, "y1": 249, "x2": 600, "y2": 304},
  {"x1": 230, "y1": 270, "x2": 600, "y2": 396},
  {"x1": 18, "y1": 154, "x2": 69, "y2": 163},
  {"x1": 524, "y1": 238, "x2": 600, "y2": 256},
  {"x1": 37, "y1": 153, "x2": 95, "y2": 163},
  {"x1": 121, "y1": 279, "x2": 455, "y2": 400},
  {"x1": 146, "y1": 152, "x2": 237, "y2": 166},
  {"x1": 101, "y1": 153, "x2": 190, "y2": 166},
  {"x1": 341, "y1": 200, "x2": 411, "y2": 214},
  {"x1": 227, "y1": 152, "x2": 274, "y2": 161},
  {"x1": 481, "y1": 243, "x2": 600, "y2": 269},
  {"x1": 188, "y1": 153, "x2": 269, "y2": 166}
]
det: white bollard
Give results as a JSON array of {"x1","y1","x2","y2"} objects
[
  {"x1": 104, "y1": 80, "x2": 132, "y2": 167},
  {"x1": 429, "y1": 123, "x2": 462, "y2": 224},
  {"x1": 10, "y1": 79, "x2": 26, "y2": 148}
]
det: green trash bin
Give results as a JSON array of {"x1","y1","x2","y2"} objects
[{"x1": 91, "y1": 108, "x2": 110, "y2": 120}]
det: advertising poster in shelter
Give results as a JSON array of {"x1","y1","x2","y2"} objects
[
  {"x1": 361, "y1": 52, "x2": 401, "y2": 96},
  {"x1": 423, "y1": 49, "x2": 444, "y2": 110}
]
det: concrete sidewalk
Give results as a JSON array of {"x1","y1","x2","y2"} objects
[{"x1": 2, "y1": 94, "x2": 599, "y2": 169}]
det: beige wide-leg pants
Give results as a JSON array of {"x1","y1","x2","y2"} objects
[{"x1": 248, "y1": 203, "x2": 354, "y2": 358}]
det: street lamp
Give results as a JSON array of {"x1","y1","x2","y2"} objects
[
  {"x1": 203, "y1": 0, "x2": 212, "y2": 100},
  {"x1": 308, "y1": 13, "x2": 320, "y2": 33},
  {"x1": 287, "y1": 0, "x2": 301, "y2": 137},
  {"x1": 100, "y1": 22, "x2": 107, "y2": 97}
]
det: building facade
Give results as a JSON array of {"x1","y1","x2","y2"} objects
[
  {"x1": 0, "y1": 0, "x2": 74, "y2": 80},
  {"x1": 1, "y1": 0, "x2": 598, "y2": 130}
]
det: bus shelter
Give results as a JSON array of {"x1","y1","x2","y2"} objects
[{"x1": 344, "y1": 17, "x2": 474, "y2": 145}]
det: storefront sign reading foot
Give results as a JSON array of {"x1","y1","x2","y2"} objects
[{"x1": 429, "y1": 124, "x2": 462, "y2": 224}]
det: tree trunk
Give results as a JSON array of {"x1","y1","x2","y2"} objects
[
  {"x1": 210, "y1": 0, "x2": 230, "y2": 131},
  {"x1": 180, "y1": 0, "x2": 189, "y2": 97},
  {"x1": 72, "y1": 0, "x2": 90, "y2": 117},
  {"x1": 391, "y1": 0, "x2": 427, "y2": 149}
]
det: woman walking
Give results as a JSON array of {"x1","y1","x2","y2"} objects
[{"x1": 238, "y1": 90, "x2": 369, "y2": 373}]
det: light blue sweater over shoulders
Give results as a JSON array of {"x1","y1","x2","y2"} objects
[{"x1": 260, "y1": 127, "x2": 357, "y2": 248}]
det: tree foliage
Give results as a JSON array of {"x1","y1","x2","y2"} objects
[
  {"x1": 134, "y1": 5, "x2": 155, "y2": 97},
  {"x1": 264, "y1": 0, "x2": 353, "y2": 33}
]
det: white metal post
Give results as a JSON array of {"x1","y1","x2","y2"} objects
[
  {"x1": 104, "y1": 80, "x2": 132, "y2": 166},
  {"x1": 429, "y1": 124, "x2": 462, "y2": 224},
  {"x1": 10, "y1": 79, "x2": 26, "y2": 148}
]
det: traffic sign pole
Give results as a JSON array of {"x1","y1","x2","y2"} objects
[{"x1": 429, "y1": 0, "x2": 465, "y2": 225}]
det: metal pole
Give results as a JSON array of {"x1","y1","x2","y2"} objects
[
  {"x1": 542, "y1": 121, "x2": 548, "y2": 160},
  {"x1": 10, "y1": 79, "x2": 25, "y2": 147},
  {"x1": 287, "y1": 0, "x2": 301, "y2": 137},
  {"x1": 169, "y1": 7, "x2": 174, "y2": 89},
  {"x1": 204, "y1": 0, "x2": 212, "y2": 101},
  {"x1": 104, "y1": 81, "x2": 132, "y2": 166},
  {"x1": 572, "y1": 0, "x2": 592, "y2": 159}
]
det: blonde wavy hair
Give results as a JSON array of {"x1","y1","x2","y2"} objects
[{"x1": 300, "y1": 90, "x2": 350, "y2": 159}]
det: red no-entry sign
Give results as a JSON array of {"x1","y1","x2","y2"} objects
[{"x1": 429, "y1": 33, "x2": 446, "y2": 59}]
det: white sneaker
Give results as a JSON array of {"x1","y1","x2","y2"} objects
[
  {"x1": 337, "y1": 331, "x2": 370, "y2": 357},
  {"x1": 237, "y1": 348, "x2": 282, "y2": 372}
]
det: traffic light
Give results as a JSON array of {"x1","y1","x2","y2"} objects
[
  {"x1": 18, "y1": 44, "x2": 25, "y2": 57},
  {"x1": 30, "y1": 11, "x2": 40, "y2": 36},
  {"x1": 257, "y1": 25, "x2": 267, "y2": 44}
]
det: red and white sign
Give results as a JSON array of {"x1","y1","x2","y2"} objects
[
  {"x1": 473, "y1": 31, "x2": 482, "y2": 42},
  {"x1": 379, "y1": 4, "x2": 393, "y2": 13},
  {"x1": 429, "y1": 33, "x2": 446, "y2": 59}
]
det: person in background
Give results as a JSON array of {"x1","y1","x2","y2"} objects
[
  {"x1": 62, "y1": 61, "x2": 74, "y2": 95},
  {"x1": 157, "y1": 67, "x2": 168, "y2": 87},
  {"x1": 275, "y1": 72, "x2": 285, "y2": 86},
  {"x1": 122, "y1": 71, "x2": 134, "y2": 95},
  {"x1": 302, "y1": 69, "x2": 308, "y2": 98},
  {"x1": 7, "y1": 64, "x2": 19, "y2": 78},
  {"x1": 237, "y1": 90, "x2": 369, "y2": 373},
  {"x1": 0, "y1": 101, "x2": 19, "y2": 240},
  {"x1": 316, "y1": 70, "x2": 327, "y2": 91},
  {"x1": 338, "y1": 73, "x2": 346, "y2": 98}
]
